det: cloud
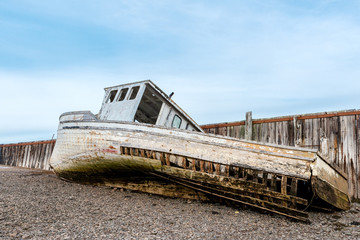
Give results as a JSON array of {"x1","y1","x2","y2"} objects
[{"x1": 1, "y1": 1, "x2": 360, "y2": 142}]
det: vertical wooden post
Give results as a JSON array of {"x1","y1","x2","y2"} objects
[
  {"x1": 320, "y1": 136, "x2": 329, "y2": 157},
  {"x1": 165, "y1": 154, "x2": 171, "y2": 166},
  {"x1": 262, "y1": 172, "x2": 268, "y2": 185},
  {"x1": 160, "y1": 153, "x2": 165, "y2": 165},
  {"x1": 239, "y1": 168, "x2": 245, "y2": 178},
  {"x1": 200, "y1": 160, "x2": 205, "y2": 172},
  {"x1": 225, "y1": 165, "x2": 230, "y2": 177},
  {"x1": 356, "y1": 114, "x2": 360, "y2": 199},
  {"x1": 192, "y1": 159, "x2": 196, "y2": 171},
  {"x1": 0, "y1": 146, "x2": 4, "y2": 165},
  {"x1": 281, "y1": 176, "x2": 287, "y2": 195},
  {"x1": 290, "y1": 178, "x2": 298, "y2": 196},
  {"x1": 182, "y1": 157, "x2": 187, "y2": 169},
  {"x1": 121, "y1": 147, "x2": 125, "y2": 155},
  {"x1": 234, "y1": 167, "x2": 239, "y2": 178},
  {"x1": 294, "y1": 116, "x2": 302, "y2": 147},
  {"x1": 245, "y1": 111, "x2": 252, "y2": 140},
  {"x1": 271, "y1": 174, "x2": 277, "y2": 191},
  {"x1": 208, "y1": 162, "x2": 213, "y2": 174},
  {"x1": 215, "y1": 163, "x2": 221, "y2": 175}
]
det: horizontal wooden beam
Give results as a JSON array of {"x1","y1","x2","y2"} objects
[
  {"x1": 201, "y1": 110, "x2": 360, "y2": 129},
  {"x1": 0, "y1": 140, "x2": 56, "y2": 148},
  {"x1": 201, "y1": 121, "x2": 245, "y2": 129},
  {"x1": 296, "y1": 110, "x2": 360, "y2": 120}
]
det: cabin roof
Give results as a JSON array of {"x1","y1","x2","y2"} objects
[{"x1": 104, "y1": 80, "x2": 169, "y2": 97}]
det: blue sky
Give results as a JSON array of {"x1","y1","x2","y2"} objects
[{"x1": 1, "y1": 0, "x2": 360, "y2": 143}]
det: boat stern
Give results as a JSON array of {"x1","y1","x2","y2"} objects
[{"x1": 311, "y1": 154, "x2": 350, "y2": 210}]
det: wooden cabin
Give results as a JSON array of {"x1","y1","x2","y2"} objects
[{"x1": 98, "y1": 80, "x2": 203, "y2": 132}]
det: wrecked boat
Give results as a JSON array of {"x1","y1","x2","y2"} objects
[{"x1": 50, "y1": 80, "x2": 350, "y2": 221}]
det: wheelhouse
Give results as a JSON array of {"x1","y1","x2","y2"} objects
[{"x1": 98, "y1": 80, "x2": 203, "y2": 132}]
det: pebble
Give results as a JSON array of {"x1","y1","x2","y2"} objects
[{"x1": 1, "y1": 167, "x2": 360, "y2": 239}]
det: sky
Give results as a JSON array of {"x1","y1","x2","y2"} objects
[{"x1": 1, "y1": 0, "x2": 360, "y2": 143}]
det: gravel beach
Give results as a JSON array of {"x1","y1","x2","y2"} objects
[{"x1": 1, "y1": 166, "x2": 360, "y2": 240}]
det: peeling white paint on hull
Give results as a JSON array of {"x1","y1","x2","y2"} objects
[{"x1": 51, "y1": 121, "x2": 316, "y2": 178}]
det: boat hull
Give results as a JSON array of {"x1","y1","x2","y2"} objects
[
  {"x1": 51, "y1": 120, "x2": 316, "y2": 178},
  {"x1": 50, "y1": 119, "x2": 350, "y2": 221}
]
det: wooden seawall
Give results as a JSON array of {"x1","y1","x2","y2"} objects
[
  {"x1": 1, "y1": 109, "x2": 359, "y2": 200},
  {"x1": 202, "y1": 109, "x2": 360, "y2": 201},
  {"x1": 0, "y1": 140, "x2": 56, "y2": 170}
]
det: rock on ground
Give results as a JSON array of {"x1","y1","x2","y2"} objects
[{"x1": 1, "y1": 166, "x2": 360, "y2": 239}]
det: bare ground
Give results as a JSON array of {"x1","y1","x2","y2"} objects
[{"x1": 1, "y1": 166, "x2": 360, "y2": 240}]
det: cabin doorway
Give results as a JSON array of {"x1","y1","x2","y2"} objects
[{"x1": 134, "y1": 86, "x2": 163, "y2": 124}]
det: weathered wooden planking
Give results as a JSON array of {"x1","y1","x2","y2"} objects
[
  {"x1": 312, "y1": 118, "x2": 320, "y2": 149},
  {"x1": 339, "y1": 116, "x2": 357, "y2": 198},
  {"x1": 0, "y1": 140, "x2": 55, "y2": 170},
  {"x1": 201, "y1": 110, "x2": 360, "y2": 200},
  {"x1": 320, "y1": 116, "x2": 340, "y2": 165},
  {"x1": 52, "y1": 121, "x2": 317, "y2": 180},
  {"x1": 245, "y1": 112, "x2": 252, "y2": 140},
  {"x1": 356, "y1": 115, "x2": 360, "y2": 199},
  {"x1": 0, "y1": 147, "x2": 3, "y2": 164}
]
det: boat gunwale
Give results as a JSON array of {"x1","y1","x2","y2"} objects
[{"x1": 59, "y1": 111, "x2": 95, "y2": 119}]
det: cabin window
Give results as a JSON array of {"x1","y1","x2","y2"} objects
[
  {"x1": 134, "y1": 86, "x2": 163, "y2": 125},
  {"x1": 106, "y1": 90, "x2": 118, "y2": 103},
  {"x1": 129, "y1": 86, "x2": 140, "y2": 100},
  {"x1": 117, "y1": 88, "x2": 128, "y2": 101},
  {"x1": 172, "y1": 115, "x2": 182, "y2": 128}
]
